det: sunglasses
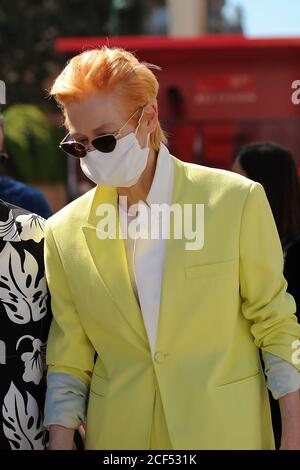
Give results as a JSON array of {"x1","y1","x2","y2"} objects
[{"x1": 59, "y1": 107, "x2": 143, "y2": 159}]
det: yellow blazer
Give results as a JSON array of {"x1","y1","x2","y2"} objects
[{"x1": 45, "y1": 156, "x2": 300, "y2": 450}]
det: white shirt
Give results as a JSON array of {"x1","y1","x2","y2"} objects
[{"x1": 118, "y1": 144, "x2": 174, "y2": 358}]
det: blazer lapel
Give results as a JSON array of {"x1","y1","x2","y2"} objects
[
  {"x1": 81, "y1": 186, "x2": 149, "y2": 348},
  {"x1": 154, "y1": 158, "x2": 188, "y2": 350}
]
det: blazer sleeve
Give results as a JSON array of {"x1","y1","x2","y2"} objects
[
  {"x1": 44, "y1": 221, "x2": 96, "y2": 386},
  {"x1": 284, "y1": 240, "x2": 300, "y2": 323},
  {"x1": 239, "y1": 181, "x2": 300, "y2": 371}
]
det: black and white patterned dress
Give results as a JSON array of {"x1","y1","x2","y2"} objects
[{"x1": 0, "y1": 199, "x2": 52, "y2": 450}]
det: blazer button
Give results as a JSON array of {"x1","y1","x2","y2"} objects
[{"x1": 154, "y1": 352, "x2": 166, "y2": 363}]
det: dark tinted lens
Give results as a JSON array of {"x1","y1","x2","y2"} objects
[
  {"x1": 92, "y1": 135, "x2": 117, "y2": 153},
  {"x1": 60, "y1": 142, "x2": 86, "y2": 159}
]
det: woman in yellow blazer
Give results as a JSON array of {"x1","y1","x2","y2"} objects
[{"x1": 43, "y1": 47, "x2": 300, "y2": 450}]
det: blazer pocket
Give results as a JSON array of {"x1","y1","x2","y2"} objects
[
  {"x1": 216, "y1": 371, "x2": 261, "y2": 389},
  {"x1": 90, "y1": 373, "x2": 109, "y2": 398},
  {"x1": 185, "y1": 258, "x2": 238, "y2": 280}
]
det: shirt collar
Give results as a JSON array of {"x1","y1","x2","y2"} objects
[{"x1": 146, "y1": 143, "x2": 173, "y2": 207}]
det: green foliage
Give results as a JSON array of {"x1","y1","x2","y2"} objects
[
  {"x1": 0, "y1": 0, "x2": 148, "y2": 106},
  {"x1": 3, "y1": 104, "x2": 65, "y2": 183},
  {"x1": 0, "y1": 0, "x2": 151, "y2": 183}
]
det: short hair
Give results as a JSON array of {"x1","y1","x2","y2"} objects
[
  {"x1": 236, "y1": 141, "x2": 300, "y2": 242},
  {"x1": 49, "y1": 47, "x2": 167, "y2": 151}
]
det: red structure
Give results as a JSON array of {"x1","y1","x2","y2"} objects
[{"x1": 55, "y1": 35, "x2": 300, "y2": 170}]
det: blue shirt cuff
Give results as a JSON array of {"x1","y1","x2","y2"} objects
[
  {"x1": 262, "y1": 351, "x2": 300, "y2": 399},
  {"x1": 43, "y1": 372, "x2": 88, "y2": 429}
]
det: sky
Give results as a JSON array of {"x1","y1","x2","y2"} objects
[{"x1": 224, "y1": 0, "x2": 300, "y2": 37}]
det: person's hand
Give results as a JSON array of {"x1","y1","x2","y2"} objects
[
  {"x1": 48, "y1": 425, "x2": 75, "y2": 450},
  {"x1": 78, "y1": 424, "x2": 86, "y2": 444},
  {"x1": 279, "y1": 391, "x2": 300, "y2": 450},
  {"x1": 280, "y1": 431, "x2": 300, "y2": 450}
]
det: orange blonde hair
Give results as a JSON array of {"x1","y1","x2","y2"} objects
[{"x1": 50, "y1": 47, "x2": 167, "y2": 151}]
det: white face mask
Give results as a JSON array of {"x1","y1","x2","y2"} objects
[{"x1": 80, "y1": 109, "x2": 150, "y2": 188}]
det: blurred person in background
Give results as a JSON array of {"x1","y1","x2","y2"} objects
[
  {"x1": 0, "y1": 87, "x2": 52, "y2": 450},
  {"x1": 0, "y1": 111, "x2": 52, "y2": 219},
  {"x1": 233, "y1": 141, "x2": 300, "y2": 448},
  {"x1": 43, "y1": 47, "x2": 300, "y2": 451},
  {"x1": 0, "y1": 198, "x2": 52, "y2": 449}
]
